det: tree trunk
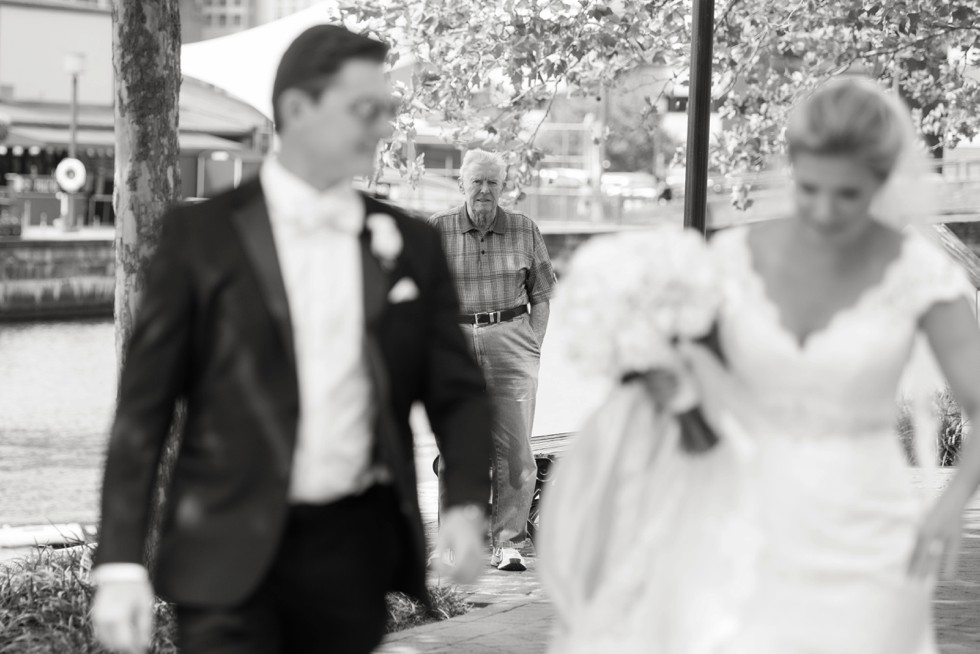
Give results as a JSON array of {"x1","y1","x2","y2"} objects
[{"x1": 111, "y1": 0, "x2": 182, "y2": 570}]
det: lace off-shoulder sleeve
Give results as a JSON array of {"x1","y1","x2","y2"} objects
[{"x1": 903, "y1": 234, "x2": 976, "y2": 319}]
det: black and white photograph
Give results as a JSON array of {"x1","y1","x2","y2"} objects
[{"x1": 2, "y1": 1, "x2": 980, "y2": 652}]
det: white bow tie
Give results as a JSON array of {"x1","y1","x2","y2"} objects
[{"x1": 281, "y1": 194, "x2": 364, "y2": 235}]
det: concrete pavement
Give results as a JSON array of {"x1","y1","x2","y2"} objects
[{"x1": 381, "y1": 468, "x2": 980, "y2": 654}]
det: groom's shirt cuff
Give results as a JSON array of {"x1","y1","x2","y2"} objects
[{"x1": 91, "y1": 563, "x2": 149, "y2": 585}]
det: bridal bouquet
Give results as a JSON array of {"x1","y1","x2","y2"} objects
[{"x1": 554, "y1": 224, "x2": 723, "y2": 452}]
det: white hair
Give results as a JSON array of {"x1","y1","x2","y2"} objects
[{"x1": 460, "y1": 149, "x2": 506, "y2": 182}]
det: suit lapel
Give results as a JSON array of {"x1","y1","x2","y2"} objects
[
  {"x1": 359, "y1": 227, "x2": 389, "y2": 330},
  {"x1": 359, "y1": 199, "x2": 416, "y2": 491},
  {"x1": 231, "y1": 186, "x2": 296, "y2": 371},
  {"x1": 359, "y1": 211, "x2": 394, "y2": 421}
]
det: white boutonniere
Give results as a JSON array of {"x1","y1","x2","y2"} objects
[{"x1": 366, "y1": 213, "x2": 403, "y2": 270}]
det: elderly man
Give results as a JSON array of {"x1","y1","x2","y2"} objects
[{"x1": 429, "y1": 149, "x2": 557, "y2": 572}]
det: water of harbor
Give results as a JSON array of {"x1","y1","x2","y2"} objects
[
  {"x1": 0, "y1": 319, "x2": 606, "y2": 528},
  {"x1": 0, "y1": 320, "x2": 116, "y2": 526}
]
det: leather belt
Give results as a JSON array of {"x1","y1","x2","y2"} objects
[{"x1": 458, "y1": 304, "x2": 529, "y2": 325}]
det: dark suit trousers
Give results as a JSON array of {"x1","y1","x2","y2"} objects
[{"x1": 176, "y1": 485, "x2": 405, "y2": 654}]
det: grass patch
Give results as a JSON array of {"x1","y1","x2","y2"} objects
[
  {"x1": 386, "y1": 585, "x2": 471, "y2": 633},
  {"x1": 897, "y1": 388, "x2": 969, "y2": 467},
  {"x1": 0, "y1": 546, "x2": 177, "y2": 654},
  {"x1": 0, "y1": 545, "x2": 469, "y2": 653}
]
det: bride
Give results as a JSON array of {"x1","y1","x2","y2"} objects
[{"x1": 540, "y1": 78, "x2": 980, "y2": 653}]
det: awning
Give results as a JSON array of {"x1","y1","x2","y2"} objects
[
  {"x1": 1, "y1": 129, "x2": 46, "y2": 148},
  {"x1": 177, "y1": 132, "x2": 247, "y2": 153},
  {"x1": 3, "y1": 127, "x2": 245, "y2": 153},
  {"x1": 6, "y1": 126, "x2": 112, "y2": 149},
  {"x1": 0, "y1": 80, "x2": 268, "y2": 136},
  {"x1": 182, "y1": 1, "x2": 414, "y2": 119}
]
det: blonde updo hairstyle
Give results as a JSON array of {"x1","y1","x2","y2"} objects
[{"x1": 786, "y1": 78, "x2": 908, "y2": 182}]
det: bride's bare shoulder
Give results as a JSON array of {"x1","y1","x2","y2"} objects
[
  {"x1": 873, "y1": 221, "x2": 907, "y2": 249},
  {"x1": 745, "y1": 219, "x2": 787, "y2": 241},
  {"x1": 864, "y1": 221, "x2": 908, "y2": 264},
  {"x1": 731, "y1": 219, "x2": 786, "y2": 259},
  {"x1": 708, "y1": 223, "x2": 757, "y2": 245}
]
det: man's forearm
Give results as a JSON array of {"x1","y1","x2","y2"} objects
[{"x1": 529, "y1": 301, "x2": 550, "y2": 344}]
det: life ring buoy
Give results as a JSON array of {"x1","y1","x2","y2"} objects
[{"x1": 55, "y1": 158, "x2": 87, "y2": 193}]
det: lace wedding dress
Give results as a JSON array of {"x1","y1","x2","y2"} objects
[{"x1": 541, "y1": 225, "x2": 973, "y2": 654}]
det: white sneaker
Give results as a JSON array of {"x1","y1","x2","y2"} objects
[
  {"x1": 491, "y1": 547, "x2": 526, "y2": 572},
  {"x1": 428, "y1": 549, "x2": 454, "y2": 570}
]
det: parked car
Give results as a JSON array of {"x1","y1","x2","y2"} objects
[
  {"x1": 537, "y1": 168, "x2": 672, "y2": 203},
  {"x1": 665, "y1": 167, "x2": 725, "y2": 196},
  {"x1": 537, "y1": 167, "x2": 592, "y2": 188},
  {"x1": 601, "y1": 171, "x2": 672, "y2": 204}
]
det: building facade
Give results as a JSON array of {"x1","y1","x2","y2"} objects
[
  {"x1": 256, "y1": 0, "x2": 322, "y2": 23},
  {"x1": 5, "y1": 0, "x2": 111, "y2": 8},
  {"x1": 200, "y1": 0, "x2": 259, "y2": 40},
  {"x1": 0, "y1": 0, "x2": 270, "y2": 228},
  {"x1": 200, "y1": 0, "x2": 327, "y2": 39},
  {"x1": 182, "y1": 0, "x2": 206, "y2": 44}
]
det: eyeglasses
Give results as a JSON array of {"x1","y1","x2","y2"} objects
[{"x1": 349, "y1": 97, "x2": 401, "y2": 125}]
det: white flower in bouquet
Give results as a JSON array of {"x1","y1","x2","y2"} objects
[{"x1": 554, "y1": 225, "x2": 721, "y2": 379}]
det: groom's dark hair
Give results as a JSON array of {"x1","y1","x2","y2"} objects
[{"x1": 272, "y1": 25, "x2": 389, "y2": 133}]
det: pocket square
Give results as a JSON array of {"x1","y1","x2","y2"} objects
[{"x1": 388, "y1": 277, "x2": 420, "y2": 304}]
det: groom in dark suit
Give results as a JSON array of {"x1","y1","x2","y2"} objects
[{"x1": 90, "y1": 25, "x2": 491, "y2": 654}]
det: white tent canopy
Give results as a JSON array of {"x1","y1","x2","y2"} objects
[{"x1": 181, "y1": 1, "x2": 412, "y2": 121}]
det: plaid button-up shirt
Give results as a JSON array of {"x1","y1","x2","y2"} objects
[{"x1": 428, "y1": 204, "x2": 557, "y2": 315}]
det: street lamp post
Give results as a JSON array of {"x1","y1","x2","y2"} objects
[
  {"x1": 63, "y1": 53, "x2": 85, "y2": 230},
  {"x1": 683, "y1": 0, "x2": 715, "y2": 236}
]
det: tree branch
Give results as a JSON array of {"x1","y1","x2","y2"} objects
[{"x1": 525, "y1": 81, "x2": 561, "y2": 148}]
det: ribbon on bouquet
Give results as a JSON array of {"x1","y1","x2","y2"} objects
[
  {"x1": 678, "y1": 324, "x2": 727, "y2": 453},
  {"x1": 622, "y1": 323, "x2": 728, "y2": 455}
]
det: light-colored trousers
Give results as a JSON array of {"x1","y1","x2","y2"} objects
[{"x1": 442, "y1": 312, "x2": 540, "y2": 549}]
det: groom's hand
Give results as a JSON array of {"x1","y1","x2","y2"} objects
[
  {"x1": 434, "y1": 504, "x2": 487, "y2": 584},
  {"x1": 91, "y1": 576, "x2": 155, "y2": 653}
]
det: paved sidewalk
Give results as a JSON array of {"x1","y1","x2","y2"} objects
[
  {"x1": 934, "y1": 501, "x2": 980, "y2": 652},
  {"x1": 380, "y1": 545, "x2": 550, "y2": 654},
  {"x1": 382, "y1": 469, "x2": 980, "y2": 654},
  {"x1": 380, "y1": 597, "x2": 552, "y2": 654}
]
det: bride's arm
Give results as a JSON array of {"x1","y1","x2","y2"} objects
[
  {"x1": 923, "y1": 299, "x2": 980, "y2": 502},
  {"x1": 912, "y1": 297, "x2": 980, "y2": 577}
]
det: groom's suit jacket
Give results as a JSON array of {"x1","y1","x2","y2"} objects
[{"x1": 94, "y1": 178, "x2": 492, "y2": 607}]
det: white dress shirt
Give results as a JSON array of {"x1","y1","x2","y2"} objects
[
  {"x1": 260, "y1": 157, "x2": 379, "y2": 504},
  {"x1": 93, "y1": 159, "x2": 381, "y2": 584}
]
